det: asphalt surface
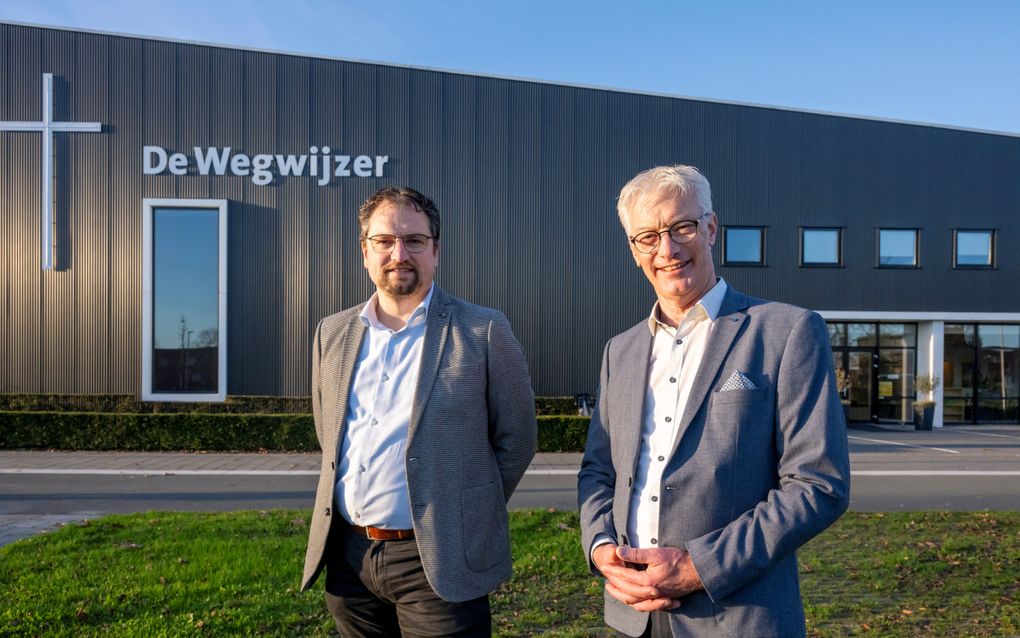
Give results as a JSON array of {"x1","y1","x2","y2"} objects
[{"x1": 1, "y1": 424, "x2": 1018, "y2": 547}]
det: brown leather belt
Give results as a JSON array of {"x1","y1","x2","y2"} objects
[{"x1": 348, "y1": 523, "x2": 415, "y2": 541}]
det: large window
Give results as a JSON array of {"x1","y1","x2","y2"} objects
[
  {"x1": 944, "y1": 324, "x2": 1019, "y2": 423},
  {"x1": 954, "y1": 229, "x2": 995, "y2": 268},
  {"x1": 800, "y1": 227, "x2": 842, "y2": 266},
  {"x1": 722, "y1": 226, "x2": 765, "y2": 266},
  {"x1": 142, "y1": 199, "x2": 228, "y2": 401},
  {"x1": 878, "y1": 229, "x2": 919, "y2": 267}
]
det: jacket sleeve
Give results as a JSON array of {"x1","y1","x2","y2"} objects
[
  {"x1": 685, "y1": 311, "x2": 851, "y2": 601},
  {"x1": 577, "y1": 340, "x2": 617, "y2": 575},
  {"x1": 486, "y1": 313, "x2": 538, "y2": 501}
]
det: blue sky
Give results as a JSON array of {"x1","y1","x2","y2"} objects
[{"x1": 3, "y1": 0, "x2": 1019, "y2": 134}]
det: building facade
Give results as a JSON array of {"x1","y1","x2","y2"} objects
[{"x1": 2, "y1": 22, "x2": 1018, "y2": 425}]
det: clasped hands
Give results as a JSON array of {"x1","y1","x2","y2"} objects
[{"x1": 593, "y1": 543, "x2": 704, "y2": 611}]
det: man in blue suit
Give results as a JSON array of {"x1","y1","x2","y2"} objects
[{"x1": 578, "y1": 165, "x2": 851, "y2": 637}]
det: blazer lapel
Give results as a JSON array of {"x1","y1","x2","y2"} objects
[
  {"x1": 670, "y1": 288, "x2": 750, "y2": 454},
  {"x1": 407, "y1": 287, "x2": 452, "y2": 445},
  {"x1": 327, "y1": 313, "x2": 366, "y2": 460},
  {"x1": 616, "y1": 326, "x2": 654, "y2": 480}
]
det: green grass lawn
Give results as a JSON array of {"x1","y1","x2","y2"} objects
[{"x1": 1, "y1": 510, "x2": 1018, "y2": 637}]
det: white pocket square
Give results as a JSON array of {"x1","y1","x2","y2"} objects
[{"x1": 720, "y1": 370, "x2": 759, "y2": 391}]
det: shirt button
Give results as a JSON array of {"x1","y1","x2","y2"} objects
[
  {"x1": 675, "y1": 339, "x2": 682, "y2": 345},
  {"x1": 370, "y1": 418, "x2": 379, "y2": 426},
  {"x1": 669, "y1": 377, "x2": 676, "y2": 383},
  {"x1": 651, "y1": 538, "x2": 658, "y2": 545},
  {"x1": 658, "y1": 456, "x2": 665, "y2": 462},
  {"x1": 651, "y1": 496, "x2": 658, "y2": 502},
  {"x1": 358, "y1": 466, "x2": 366, "y2": 473},
  {"x1": 665, "y1": 416, "x2": 672, "y2": 423},
  {"x1": 382, "y1": 374, "x2": 389, "y2": 381}
]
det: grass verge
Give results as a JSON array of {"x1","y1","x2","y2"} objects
[{"x1": 1, "y1": 510, "x2": 1017, "y2": 636}]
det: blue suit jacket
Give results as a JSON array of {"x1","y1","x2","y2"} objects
[{"x1": 578, "y1": 286, "x2": 851, "y2": 637}]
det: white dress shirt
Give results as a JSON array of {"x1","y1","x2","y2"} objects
[
  {"x1": 335, "y1": 284, "x2": 435, "y2": 529},
  {"x1": 592, "y1": 278, "x2": 728, "y2": 556},
  {"x1": 627, "y1": 278, "x2": 728, "y2": 548}
]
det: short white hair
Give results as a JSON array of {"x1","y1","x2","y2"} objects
[{"x1": 617, "y1": 165, "x2": 713, "y2": 232}]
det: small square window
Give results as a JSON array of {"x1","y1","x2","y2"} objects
[
  {"x1": 723, "y1": 227, "x2": 765, "y2": 266},
  {"x1": 801, "y1": 228, "x2": 842, "y2": 266},
  {"x1": 878, "y1": 229, "x2": 919, "y2": 267},
  {"x1": 954, "y1": 229, "x2": 994, "y2": 268}
]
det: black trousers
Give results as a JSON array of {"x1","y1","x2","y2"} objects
[{"x1": 324, "y1": 525, "x2": 491, "y2": 637}]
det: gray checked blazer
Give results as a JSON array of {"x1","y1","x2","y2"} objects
[
  {"x1": 578, "y1": 286, "x2": 851, "y2": 638},
  {"x1": 301, "y1": 286, "x2": 537, "y2": 602}
]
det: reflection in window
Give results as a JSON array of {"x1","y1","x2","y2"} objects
[
  {"x1": 943, "y1": 323, "x2": 1019, "y2": 423},
  {"x1": 977, "y1": 324, "x2": 1019, "y2": 402},
  {"x1": 847, "y1": 323, "x2": 876, "y2": 347},
  {"x1": 153, "y1": 209, "x2": 220, "y2": 394},
  {"x1": 943, "y1": 324, "x2": 976, "y2": 423},
  {"x1": 944, "y1": 324, "x2": 976, "y2": 402},
  {"x1": 723, "y1": 227, "x2": 765, "y2": 265},
  {"x1": 955, "y1": 230, "x2": 994, "y2": 267},
  {"x1": 828, "y1": 322, "x2": 847, "y2": 347},
  {"x1": 880, "y1": 323, "x2": 917, "y2": 348},
  {"x1": 828, "y1": 322, "x2": 918, "y2": 424},
  {"x1": 143, "y1": 198, "x2": 227, "y2": 402},
  {"x1": 878, "y1": 229, "x2": 918, "y2": 267},
  {"x1": 801, "y1": 228, "x2": 841, "y2": 265}
]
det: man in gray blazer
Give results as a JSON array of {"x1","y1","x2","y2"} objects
[
  {"x1": 302, "y1": 186, "x2": 537, "y2": 637},
  {"x1": 578, "y1": 165, "x2": 851, "y2": 638}
]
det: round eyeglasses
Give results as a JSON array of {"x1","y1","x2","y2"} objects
[
  {"x1": 628, "y1": 212, "x2": 711, "y2": 254},
  {"x1": 365, "y1": 233, "x2": 434, "y2": 254}
]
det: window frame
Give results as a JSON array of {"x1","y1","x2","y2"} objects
[
  {"x1": 141, "y1": 198, "x2": 229, "y2": 402},
  {"x1": 876, "y1": 228, "x2": 920, "y2": 269},
  {"x1": 799, "y1": 226, "x2": 844, "y2": 267},
  {"x1": 721, "y1": 225, "x2": 767, "y2": 267},
  {"x1": 953, "y1": 228, "x2": 996, "y2": 269}
]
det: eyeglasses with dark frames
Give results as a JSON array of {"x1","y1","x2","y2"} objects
[
  {"x1": 628, "y1": 212, "x2": 712, "y2": 254},
  {"x1": 365, "y1": 233, "x2": 434, "y2": 254}
]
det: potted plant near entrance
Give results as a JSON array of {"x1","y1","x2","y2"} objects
[
  {"x1": 914, "y1": 375, "x2": 940, "y2": 431},
  {"x1": 835, "y1": 367, "x2": 851, "y2": 423}
]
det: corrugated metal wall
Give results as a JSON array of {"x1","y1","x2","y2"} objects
[{"x1": 2, "y1": 22, "x2": 1020, "y2": 397}]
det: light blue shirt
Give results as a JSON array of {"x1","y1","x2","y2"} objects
[{"x1": 335, "y1": 284, "x2": 435, "y2": 529}]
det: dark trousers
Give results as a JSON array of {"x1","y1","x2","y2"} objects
[{"x1": 324, "y1": 525, "x2": 491, "y2": 637}]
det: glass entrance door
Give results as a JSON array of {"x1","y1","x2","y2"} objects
[
  {"x1": 877, "y1": 348, "x2": 915, "y2": 422},
  {"x1": 847, "y1": 351, "x2": 874, "y2": 422},
  {"x1": 829, "y1": 322, "x2": 918, "y2": 424}
]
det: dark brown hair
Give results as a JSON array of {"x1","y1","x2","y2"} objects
[{"x1": 358, "y1": 187, "x2": 441, "y2": 241}]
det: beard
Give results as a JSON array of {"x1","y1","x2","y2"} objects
[{"x1": 380, "y1": 262, "x2": 421, "y2": 297}]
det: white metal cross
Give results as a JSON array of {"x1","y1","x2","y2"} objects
[{"x1": 0, "y1": 73, "x2": 102, "y2": 270}]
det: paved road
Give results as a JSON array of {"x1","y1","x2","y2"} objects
[{"x1": 2, "y1": 425, "x2": 1018, "y2": 546}]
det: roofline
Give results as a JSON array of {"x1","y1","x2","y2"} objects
[{"x1": 4, "y1": 18, "x2": 1020, "y2": 140}]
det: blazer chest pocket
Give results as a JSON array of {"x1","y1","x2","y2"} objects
[
  {"x1": 711, "y1": 388, "x2": 767, "y2": 405},
  {"x1": 435, "y1": 364, "x2": 485, "y2": 402},
  {"x1": 439, "y1": 363, "x2": 483, "y2": 374}
]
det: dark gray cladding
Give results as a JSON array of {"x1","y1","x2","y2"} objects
[{"x1": 2, "y1": 22, "x2": 1019, "y2": 397}]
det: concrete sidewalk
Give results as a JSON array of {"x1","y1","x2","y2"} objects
[{"x1": 0, "y1": 451, "x2": 583, "y2": 547}]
